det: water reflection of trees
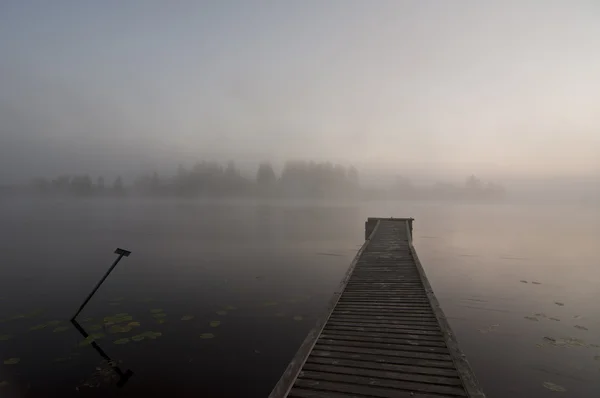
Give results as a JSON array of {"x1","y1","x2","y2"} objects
[{"x1": 29, "y1": 161, "x2": 505, "y2": 201}]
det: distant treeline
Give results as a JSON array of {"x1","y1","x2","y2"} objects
[{"x1": 28, "y1": 160, "x2": 506, "y2": 201}]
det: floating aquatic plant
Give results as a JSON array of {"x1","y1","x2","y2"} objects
[
  {"x1": 199, "y1": 333, "x2": 215, "y2": 339},
  {"x1": 109, "y1": 325, "x2": 132, "y2": 334},
  {"x1": 542, "y1": 382, "x2": 566, "y2": 392},
  {"x1": 181, "y1": 315, "x2": 194, "y2": 321},
  {"x1": 114, "y1": 338, "x2": 130, "y2": 345},
  {"x1": 78, "y1": 333, "x2": 105, "y2": 347},
  {"x1": 3, "y1": 358, "x2": 20, "y2": 365},
  {"x1": 87, "y1": 324, "x2": 103, "y2": 331},
  {"x1": 150, "y1": 309, "x2": 163, "y2": 314},
  {"x1": 209, "y1": 321, "x2": 221, "y2": 327},
  {"x1": 29, "y1": 323, "x2": 48, "y2": 331},
  {"x1": 103, "y1": 314, "x2": 133, "y2": 325}
]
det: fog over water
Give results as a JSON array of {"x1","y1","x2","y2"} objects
[{"x1": 0, "y1": 1, "x2": 599, "y2": 397}]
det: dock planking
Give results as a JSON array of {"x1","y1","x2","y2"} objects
[{"x1": 269, "y1": 218, "x2": 485, "y2": 398}]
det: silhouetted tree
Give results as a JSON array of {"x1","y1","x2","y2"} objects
[
  {"x1": 97, "y1": 176, "x2": 105, "y2": 191},
  {"x1": 113, "y1": 176, "x2": 124, "y2": 193},
  {"x1": 256, "y1": 162, "x2": 277, "y2": 186}
]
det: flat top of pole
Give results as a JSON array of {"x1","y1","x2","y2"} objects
[{"x1": 114, "y1": 248, "x2": 131, "y2": 256}]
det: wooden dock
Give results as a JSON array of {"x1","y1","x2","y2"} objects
[{"x1": 269, "y1": 218, "x2": 485, "y2": 398}]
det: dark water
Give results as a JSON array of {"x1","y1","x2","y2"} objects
[{"x1": 0, "y1": 197, "x2": 599, "y2": 397}]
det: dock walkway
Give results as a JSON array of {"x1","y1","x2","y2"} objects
[{"x1": 269, "y1": 218, "x2": 485, "y2": 398}]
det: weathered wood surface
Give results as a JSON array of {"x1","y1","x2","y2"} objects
[{"x1": 269, "y1": 218, "x2": 485, "y2": 398}]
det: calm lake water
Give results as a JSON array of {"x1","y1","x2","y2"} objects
[{"x1": 0, "y1": 197, "x2": 599, "y2": 397}]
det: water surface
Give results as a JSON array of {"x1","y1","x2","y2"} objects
[{"x1": 0, "y1": 198, "x2": 598, "y2": 397}]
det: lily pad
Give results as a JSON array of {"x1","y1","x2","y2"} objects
[
  {"x1": 554, "y1": 302, "x2": 565, "y2": 306},
  {"x1": 47, "y1": 320, "x2": 61, "y2": 326},
  {"x1": 152, "y1": 313, "x2": 166, "y2": 318},
  {"x1": 200, "y1": 333, "x2": 215, "y2": 339},
  {"x1": 575, "y1": 325, "x2": 588, "y2": 331},
  {"x1": 293, "y1": 315, "x2": 304, "y2": 321},
  {"x1": 478, "y1": 324, "x2": 499, "y2": 334},
  {"x1": 181, "y1": 315, "x2": 194, "y2": 321},
  {"x1": 150, "y1": 309, "x2": 164, "y2": 314},
  {"x1": 29, "y1": 323, "x2": 48, "y2": 331},
  {"x1": 0, "y1": 334, "x2": 12, "y2": 341},
  {"x1": 53, "y1": 326, "x2": 69, "y2": 333},
  {"x1": 87, "y1": 324, "x2": 103, "y2": 331},
  {"x1": 549, "y1": 317, "x2": 560, "y2": 322},
  {"x1": 131, "y1": 335, "x2": 145, "y2": 342},
  {"x1": 114, "y1": 338, "x2": 130, "y2": 345},
  {"x1": 209, "y1": 321, "x2": 221, "y2": 327},
  {"x1": 136, "y1": 298, "x2": 153, "y2": 303},
  {"x1": 103, "y1": 315, "x2": 133, "y2": 325},
  {"x1": 520, "y1": 280, "x2": 528, "y2": 283},
  {"x1": 531, "y1": 281, "x2": 541, "y2": 285},
  {"x1": 542, "y1": 381, "x2": 566, "y2": 392},
  {"x1": 3, "y1": 358, "x2": 20, "y2": 365},
  {"x1": 263, "y1": 301, "x2": 278, "y2": 307},
  {"x1": 544, "y1": 337, "x2": 586, "y2": 347},
  {"x1": 109, "y1": 325, "x2": 132, "y2": 333},
  {"x1": 139, "y1": 331, "x2": 162, "y2": 339},
  {"x1": 128, "y1": 322, "x2": 141, "y2": 327},
  {"x1": 524, "y1": 316, "x2": 539, "y2": 322},
  {"x1": 78, "y1": 333, "x2": 105, "y2": 347},
  {"x1": 216, "y1": 311, "x2": 227, "y2": 316},
  {"x1": 156, "y1": 319, "x2": 166, "y2": 324}
]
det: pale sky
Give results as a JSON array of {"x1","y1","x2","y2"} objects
[{"x1": 1, "y1": 0, "x2": 599, "y2": 182}]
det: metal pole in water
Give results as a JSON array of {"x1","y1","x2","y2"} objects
[{"x1": 71, "y1": 248, "x2": 131, "y2": 321}]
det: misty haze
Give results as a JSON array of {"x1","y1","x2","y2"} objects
[{"x1": 0, "y1": 1, "x2": 599, "y2": 398}]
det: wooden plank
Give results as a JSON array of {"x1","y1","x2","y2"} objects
[
  {"x1": 324, "y1": 325, "x2": 443, "y2": 338},
  {"x1": 305, "y1": 356, "x2": 461, "y2": 378},
  {"x1": 319, "y1": 334, "x2": 448, "y2": 351},
  {"x1": 314, "y1": 344, "x2": 453, "y2": 362},
  {"x1": 316, "y1": 339, "x2": 450, "y2": 356},
  {"x1": 292, "y1": 379, "x2": 457, "y2": 398},
  {"x1": 321, "y1": 330, "x2": 447, "y2": 346},
  {"x1": 298, "y1": 370, "x2": 467, "y2": 397},
  {"x1": 302, "y1": 364, "x2": 462, "y2": 387},
  {"x1": 309, "y1": 350, "x2": 458, "y2": 370}
]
